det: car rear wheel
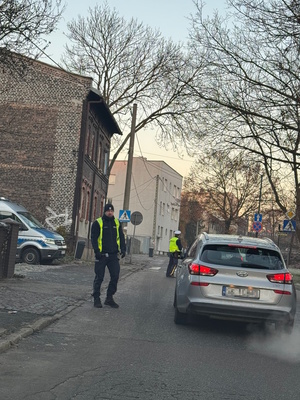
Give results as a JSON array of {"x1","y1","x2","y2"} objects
[
  {"x1": 22, "y1": 248, "x2": 40, "y2": 265},
  {"x1": 174, "y1": 307, "x2": 188, "y2": 324},
  {"x1": 173, "y1": 291, "x2": 176, "y2": 308},
  {"x1": 173, "y1": 291, "x2": 188, "y2": 324}
]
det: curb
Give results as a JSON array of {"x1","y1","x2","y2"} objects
[
  {"x1": 0, "y1": 264, "x2": 143, "y2": 354},
  {"x1": 0, "y1": 301, "x2": 85, "y2": 354}
]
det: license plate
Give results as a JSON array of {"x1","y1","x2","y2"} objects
[
  {"x1": 61, "y1": 250, "x2": 66, "y2": 255},
  {"x1": 222, "y1": 286, "x2": 260, "y2": 299}
]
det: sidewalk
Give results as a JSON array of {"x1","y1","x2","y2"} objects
[{"x1": 0, "y1": 254, "x2": 162, "y2": 353}]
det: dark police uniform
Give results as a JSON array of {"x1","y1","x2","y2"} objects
[
  {"x1": 166, "y1": 232, "x2": 182, "y2": 277},
  {"x1": 91, "y1": 207, "x2": 126, "y2": 307}
]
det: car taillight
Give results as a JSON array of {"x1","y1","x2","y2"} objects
[
  {"x1": 188, "y1": 263, "x2": 218, "y2": 276},
  {"x1": 267, "y1": 272, "x2": 293, "y2": 284}
]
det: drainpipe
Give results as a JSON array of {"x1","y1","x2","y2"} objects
[{"x1": 71, "y1": 98, "x2": 88, "y2": 252}]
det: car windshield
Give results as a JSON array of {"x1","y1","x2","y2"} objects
[
  {"x1": 200, "y1": 244, "x2": 284, "y2": 270},
  {"x1": 18, "y1": 211, "x2": 44, "y2": 229}
]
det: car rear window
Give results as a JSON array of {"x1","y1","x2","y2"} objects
[{"x1": 200, "y1": 244, "x2": 284, "y2": 270}]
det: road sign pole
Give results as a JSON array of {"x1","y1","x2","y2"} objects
[
  {"x1": 130, "y1": 223, "x2": 137, "y2": 264},
  {"x1": 129, "y1": 211, "x2": 143, "y2": 264}
]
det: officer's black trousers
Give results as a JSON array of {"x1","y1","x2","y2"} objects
[
  {"x1": 166, "y1": 253, "x2": 178, "y2": 277},
  {"x1": 93, "y1": 254, "x2": 120, "y2": 299}
]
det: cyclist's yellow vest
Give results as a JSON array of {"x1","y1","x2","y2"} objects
[
  {"x1": 169, "y1": 237, "x2": 180, "y2": 253},
  {"x1": 96, "y1": 217, "x2": 120, "y2": 252}
]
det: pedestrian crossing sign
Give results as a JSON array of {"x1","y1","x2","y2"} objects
[
  {"x1": 283, "y1": 219, "x2": 296, "y2": 232},
  {"x1": 119, "y1": 210, "x2": 131, "y2": 222}
]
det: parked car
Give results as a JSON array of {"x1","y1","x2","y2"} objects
[
  {"x1": 174, "y1": 233, "x2": 297, "y2": 333},
  {"x1": 0, "y1": 197, "x2": 67, "y2": 265}
]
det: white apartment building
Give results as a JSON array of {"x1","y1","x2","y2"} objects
[{"x1": 107, "y1": 157, "x2": 182, "y2": 254}]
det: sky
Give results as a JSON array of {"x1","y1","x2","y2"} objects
[{"x1": 44, "y1": 0, "x2": 228, "y2": 177}]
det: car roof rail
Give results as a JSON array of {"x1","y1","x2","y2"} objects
[
  {"x1": 202, "y1": 232, "x2": 209, "y2": 240},
  {"x1": 263, "y1": 237, "x2": 275, "y2": 244}
]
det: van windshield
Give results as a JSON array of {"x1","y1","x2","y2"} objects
[{"x1": 18, "y1": 212, "x2": 44, "y2": 229}]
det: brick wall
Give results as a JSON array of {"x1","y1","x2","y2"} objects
[{"x1": 0, "y1": 54, "x2": 92, "y2": 224}]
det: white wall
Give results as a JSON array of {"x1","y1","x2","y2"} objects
[{"x1": 108, "y1": 157, "x2": 182, "y2": 253}]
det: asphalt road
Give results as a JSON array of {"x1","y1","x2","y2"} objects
[{"x1": 0, "y1": 258, "x2": 300, "y2": 400}]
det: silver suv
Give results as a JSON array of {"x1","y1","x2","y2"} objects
[{"x1": 174, "y1": 233, "x2": 297, "y2": 333}]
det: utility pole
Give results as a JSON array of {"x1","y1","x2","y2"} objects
[
  {"x1": 152, "y1": 175, "x2": 159, "y2": 247},
  {"x1": 255, "y1": 174, "x2": 263, "y2": 238},
  {"x1": 123, "y1": 103, "x2": 137, "y2": 211}
]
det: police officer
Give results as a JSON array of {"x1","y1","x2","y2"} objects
[
  {"x1": 91, "y1": 203, "x2": 126, "y2": 308},
  {"x1": 166, "y1": 230, "x2": 182, "y2": 277}
]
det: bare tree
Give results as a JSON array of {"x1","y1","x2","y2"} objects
[
  {"x1": 187, "y1": 0, "x2": 300, "y2": 241},
  {"x1": 184, "y1": 151, "x2": 264, "y2": 233},
  {"x1": 179, "y1": 189, "x2": 206, "y2": 246},
  {"x1": 0, "y1": 0, "x2": 64, "y2": 71},
  {"x1": 62, "y1": 3, "x2": 200, "y2": 171}
]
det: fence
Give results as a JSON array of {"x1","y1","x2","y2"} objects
[
  {"x1": 249, "y1": 231, "x2": 300, "y2": 265},
  {"x1": 126, "y1": 235, "x2": 151, "y2": 255}
]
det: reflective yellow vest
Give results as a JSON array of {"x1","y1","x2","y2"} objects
[
  {"x1": 96, "y1": 217, "x2": 120, "y2": 252},
  {"x1": 169, "y1": 237, "x2": 180, "y2": 253}
]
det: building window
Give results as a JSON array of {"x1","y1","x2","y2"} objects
[
  {"x1": 162, "y1": 203, "x2": 165, "y2": 216},
  {"x1": 91, "y1": 133, "x2": 95, "y2": 161},
  {"x1": 86, "y1": 190, "x2": 90, "y2": 221},
  {"x1": 104, "y1": 151, "x2": 109, "y2": 175},
  {"x1": 86, "y1": 125, "x2": 91, "y2": 156},
  {"x1": 80, "y1": 187, "x2": 86, "y2": 219},
  {"x1": 93, "y1": 196, "x2": 98, "y2": 221},
  {"x1": 109, "y1": 174, "x2": 116, "y2": 185},
  {"x1": 159, "y1": 201, "x2": 162, "y2": 215},
  {"x1": 97, "y1": 143, "x2": 102, "y2": 169},
  {"x1": 157, "y1": 225, "x2": 160, "y2": 236},
  {"x1": 175, "y1": 209, "x2": 178, "y2": 221},
  {"x1": 100, "y1": 197, "x2": 104, "y2": 216}
]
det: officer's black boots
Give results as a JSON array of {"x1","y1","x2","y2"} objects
[
  {"x1": 104, "y1": 296, "x2": 119, "y2": 308},
  {"x1": 94, "y1": 297, "x2": 102, "y2": 308},
  {"x1": 94, "y1": 296, "x2": 119, "y2": 308}
]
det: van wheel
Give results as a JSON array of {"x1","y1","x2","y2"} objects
[{"x1": 22, "y1": 248, "x2": 40, "y2": 265}]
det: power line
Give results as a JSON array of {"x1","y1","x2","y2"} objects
[{"x1": 131, "y1": 174, "x2": 154, "y2": 211}]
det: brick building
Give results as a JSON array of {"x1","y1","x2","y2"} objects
[{"x1": 0, "y1": 53, "x2": 121, "y2": 255}]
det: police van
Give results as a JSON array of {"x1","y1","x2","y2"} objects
[{"x1": 0, "y1": 197, "x2": 67, "y2": 264}]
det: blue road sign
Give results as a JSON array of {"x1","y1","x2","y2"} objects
[
  {"x1": 119, "y1": 210, "x2": 131, "y2": 222},
  {"x1": 254, "y1": 213, "x2": 263, "y2": 222},
  {"x1": 283, "y1": 219, "x2": 296, "y2": 232}
]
